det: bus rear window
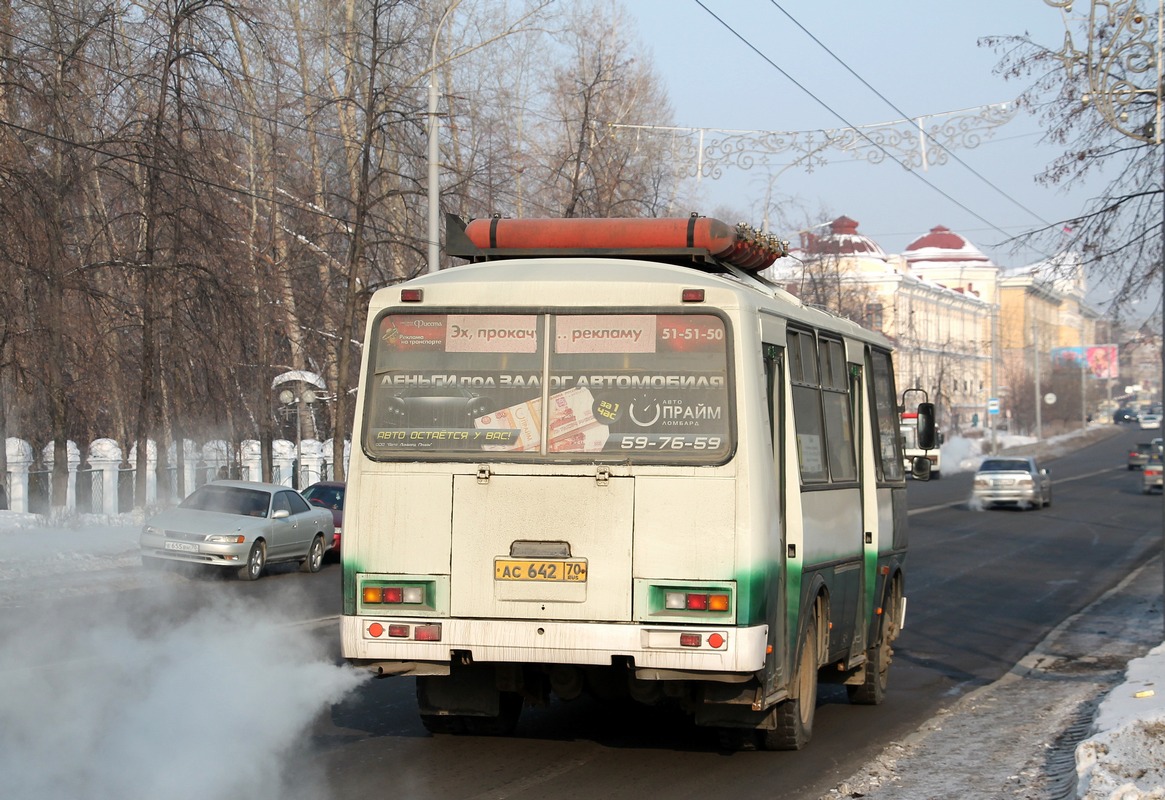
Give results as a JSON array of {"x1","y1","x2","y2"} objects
[{"x1": 363, "y1": 312, "x2": 732, "y2": 463}]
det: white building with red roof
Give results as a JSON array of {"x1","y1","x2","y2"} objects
[{"x1": 763, "y1": 217, "x2": 994, "y2": 434}]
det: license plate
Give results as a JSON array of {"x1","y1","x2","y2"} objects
[
  {"x1": 164, "y1": 541, "x2": 199, "y2": 553},
  {"x1": 494, "y1": 559, "x2": 587, "y2": 582}
]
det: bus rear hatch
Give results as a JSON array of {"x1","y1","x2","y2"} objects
[{"x1": 450, "y1": 473, "x2": 633, "y2": 622}]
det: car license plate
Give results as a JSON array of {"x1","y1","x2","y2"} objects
[
  {"x1": 164, "y1": 541, "x2": 198, "y2": 553},
  {"x1": 494, "y1": 559, "x2": 587, "y2": 582}
]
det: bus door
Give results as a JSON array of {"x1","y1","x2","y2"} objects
[
  {"x1": 848, "y1": 355, "x2": 870, "y2": 657},
  {"x1": 789, "y1": 329, "x2": 863, "y2": 660},
  {"x1": 761, "y1": 338, "x2": 787, "y2": 694}
]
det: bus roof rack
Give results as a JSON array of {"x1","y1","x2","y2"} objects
[{"x1": 445, "y1": 213, "x2": 789, "y2": 273}]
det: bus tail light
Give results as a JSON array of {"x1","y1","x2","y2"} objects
[
  {"x1": 665, "y1": 591, "x2": 731, "y2": 612},
  {"x1": 363, "y1": 585, "x2": 426, "y2": 604},
  {"x1": 648, "y1": 630, "x2": 727, "y2": 651},
  {"x1": 365, "y1": 622, "x2": 441, "y2": 641},
  {"x1": 414, "y1": 624, "x2": 442, "y2": 641}
]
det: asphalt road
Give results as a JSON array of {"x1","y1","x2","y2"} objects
[
  {"x1": 4, "y1": 425, "x2": 1160, "y2": 800},
  {"x1": 312, "y1": 425, "x2": 1161, "y2": 800}
]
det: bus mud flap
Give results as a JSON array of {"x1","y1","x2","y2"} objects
[
  {"x1": 417, "y1": 663, "x2": 502, "y2": 717},
  {"x1": 694, "y1": 684, "x2": 786, "y2": 728}
]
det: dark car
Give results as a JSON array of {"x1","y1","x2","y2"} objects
[
  {"x1": 1113, "y1": 407, "x2": 1139, "y2": 424},
  {"x1": 302, "y1": 480, "x2": 345, "y2": 554}
]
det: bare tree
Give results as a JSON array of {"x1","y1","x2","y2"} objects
[
  {"x1": 530, "y1": 0, "x2": 679, "y2": 218},
  {"x1": 984, "y1": 16, "x2": 1163, "y2": 318},
  {"x1": 0, "y1": 0, "x2": 689, "y2": 510}
]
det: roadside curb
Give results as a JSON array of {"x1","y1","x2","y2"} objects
[{"x1": 820, "y1": 554, "x2": 1164, "y2": 799}]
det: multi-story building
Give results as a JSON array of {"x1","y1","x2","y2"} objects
[
  {"x1": 764, "y1": 217, "x2": 1105, "y2": 435},
  {"x1": 763, "y1": 217, "x2": 992, "y2": 433}
]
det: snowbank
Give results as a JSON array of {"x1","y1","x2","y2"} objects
[{"x1": 1077, "y1": 642, "x2": 1165, "y2": 799}]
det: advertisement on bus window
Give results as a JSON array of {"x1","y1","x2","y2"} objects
[{"x1": 364, "y1": 312, "x2": 732, "y2": 462}]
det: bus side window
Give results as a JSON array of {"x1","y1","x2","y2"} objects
[
  {"x1": 820, "y1": 339, "x2": 856, "y2": 482},
  {"x1": 867, "y1": 348, "x2": 904, "y2": 482},
  {"x1": 788, "y1": 329, "x2": 828, "y2": 483},
  {"x1": 763, "y1": 344, "x2": 781, "y2": 450}
]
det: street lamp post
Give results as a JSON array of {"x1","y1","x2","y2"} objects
[
  {"x1": 428, "y1": 1, "x2": 462, "y2": 274},
  {"x1": 279, "y1": 388, "x2": 316, "y2": 489},
  {"x1": 1043, "y1": 0, "x2": 1165, "y2": 634}
]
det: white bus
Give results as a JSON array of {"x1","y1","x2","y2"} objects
[
  {"x1": 901, "y1": 411, "x2": 942, "y2": 478},
  {"x1": 341, "y1": 215, "x2": 934, "y2": 749}
]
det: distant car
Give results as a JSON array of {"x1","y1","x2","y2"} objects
[
  {"x1": 140, "y1": 480, "x2": 334, "y2": 580},
  {"x1": 1113, "y1": 407, "x2": 1139, "y2": 424},
  {"x1": 1128, "y1": 443, "x2": 1154, "y2": 470},
  {"x1": 302, "y1": 480, "x2": 345, "y2": 553},
  {"x1": 1143, "y1": 454, "x2": 1163, "y2": 494},
  {"x1": 1139, "y1": 413, "x2": 1162, "y2": 430},
  {"x1": 972, "y1": 456, "x2": 1052, "y2": 510}
]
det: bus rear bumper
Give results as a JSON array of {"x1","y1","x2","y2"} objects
[{"x1": 341, "y1": 615, "x2": 769, "y2": 676}]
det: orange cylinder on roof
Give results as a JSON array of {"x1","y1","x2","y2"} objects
[
  {"x1": 463, "y1": 216, "x2": 737, "y2": 255},
  {"x1": 460, "y1": 216, "x2": 785, "y2": 271}
]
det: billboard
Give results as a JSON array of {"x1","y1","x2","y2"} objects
[{"x1": 1051, "y1": 345, "x2": 1118, "y2": 379}]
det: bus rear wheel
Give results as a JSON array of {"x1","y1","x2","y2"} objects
[
  {"x1": 848, "y1": 582, "x2": 901, "y2": 705},
  {"x1": 762, "y1": 616, "x2": 818, "y2": 750}
]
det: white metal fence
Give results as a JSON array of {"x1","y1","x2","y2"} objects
[{"x1": 2, "y1": 436, "x2": 350, "y2": 514}]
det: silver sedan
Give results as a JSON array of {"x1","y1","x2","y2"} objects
[
  {"x1": 972, "y1": 457, "x2": 1052, "y2": 510},
  {"x1": 140, "y1": 480, "x2": 335, "y2": 580}
]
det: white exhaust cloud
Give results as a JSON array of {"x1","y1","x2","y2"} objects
[{"x1": 0, "y1": 580, "x2": 365, "y2": 800}]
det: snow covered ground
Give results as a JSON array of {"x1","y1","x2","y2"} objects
[
  {"x1": 1, "y1": 424, "x2": 1162, "y2": 799},
  {"x1": 1078, "y1": 640, "x2": 1165, "y2": 799}
]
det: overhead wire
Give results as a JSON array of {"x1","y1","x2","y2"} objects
[
  {"x1": 692, "y1": 0, "x2": 1059, "y2": 257},
  {"x1": 767, "y1": 0, "x2": 1054, "y2": 229}
]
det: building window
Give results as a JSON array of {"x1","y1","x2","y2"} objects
[{"x1": 864, "y1": 303, "x2": 884, "y2": 332}]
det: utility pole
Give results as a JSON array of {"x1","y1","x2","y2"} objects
[{"x1": 1033, "y1": 318, "x2": 1042, "y2": 440}]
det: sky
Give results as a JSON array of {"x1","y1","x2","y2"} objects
[{"x1": 623, "y1": 1, "x2": 1112, "y2": 278}]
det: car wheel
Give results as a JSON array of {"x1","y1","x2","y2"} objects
[
  {"x1": 300, "y1": 534, "x2": 325, "y2": 573},
  {"x1": 762, "y1": 615, "x2": 818, "y2": 750},
  {"x1": 1044, "y1": 489, "x2": 1052, "y2": 508},
  {"x1": 238, "y1": 541, "x2": 266, "y2": 581}
]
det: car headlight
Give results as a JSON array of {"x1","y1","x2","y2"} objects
[
  {"x1": 143, "y1": 525, "x2": 160, "y2": 536},
  {"x1": 205, "y1": 534, "x2": 246, "y2": 544}
]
